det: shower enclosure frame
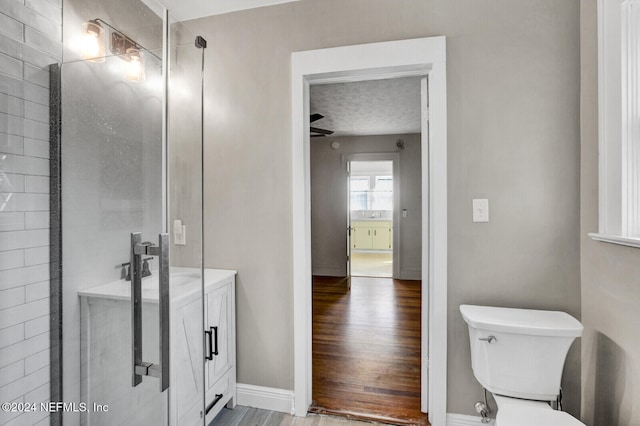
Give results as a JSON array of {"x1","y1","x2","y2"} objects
[{"x1": 49, "y1": 63, "x2": 63, "y2": 424}]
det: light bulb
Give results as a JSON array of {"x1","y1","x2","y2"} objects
[
  {"x1": 125, "y1": 48, "x2": 145, "y2": 82},
  {"x1": 82, "y1": 33, "x2": 99, "y2": 57},
  {"x1": 81, "y1": 20, "x2": 105, "y2": 63}
]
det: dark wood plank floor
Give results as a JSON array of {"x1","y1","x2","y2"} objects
[{"x1": 311, "y1": 276, "x2": 429, "y2": 426}]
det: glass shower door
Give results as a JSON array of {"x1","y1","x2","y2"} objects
[
  {"x1": 55, "y1": 3, "x2": 205, "y2": 425},
  {"x1": 166, "y1": 17, "x2": 207, "y2": 426}
]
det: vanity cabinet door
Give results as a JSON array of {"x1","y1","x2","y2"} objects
[
  {"x1": 173, "y1": 298, "x2": 204, "y2": 426},
  {"x1": 205, "y1": 283, "x2": 233, "y2": 395}
]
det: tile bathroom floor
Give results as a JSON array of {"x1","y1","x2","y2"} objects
[{"x1": 212, "y1": 406, "x2": 387, "y2": 425}]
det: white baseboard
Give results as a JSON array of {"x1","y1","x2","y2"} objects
[
  {"x1": 236, "y1": 384, "x2": 294, "y2": 414},
  {"x1": 400, "y1": 269, "x2": 421, "y2": 280},
  {"x1": 312, "y1": 266, "x2": 345, "y2": 277},
  {"x1": 447, "y1": 413, "x2": 495, "y2": 426}
]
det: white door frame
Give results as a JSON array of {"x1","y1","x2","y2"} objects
[{"x1": 291, "y1": 36, "x2": 447, "y2": 425}]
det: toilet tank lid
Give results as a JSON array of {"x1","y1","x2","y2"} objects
[{"x1": 459, "y1": 305, "x2": 583, "y2": 337}]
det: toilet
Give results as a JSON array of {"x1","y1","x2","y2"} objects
[{"x1": 460, "y1": 304, "x2": 586, "y2": 425}]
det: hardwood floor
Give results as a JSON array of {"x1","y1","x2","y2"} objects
[{"x1": 311, "y1": 276, "x2": 428, "y2": 426}]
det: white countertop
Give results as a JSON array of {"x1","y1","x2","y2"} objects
[{"x1": 78, "y1": 267, "x2": 236, "y2": 303}]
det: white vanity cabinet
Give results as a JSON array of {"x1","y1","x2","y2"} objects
[
  {"x1": 171, "y1": 269, "x2": 237, "y2": 425},
  {"x1": 203, "y1": 273, "x2": 236, "y2": 424},
  {"x1": 78, "y1": 268, "x2": 237, "y2": 426}
]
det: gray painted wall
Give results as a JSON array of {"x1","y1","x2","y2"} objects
[
  {"x1": 580, "y1": 1, "x2": 640, "y2": 424},
  {"x1": 310, "y1": 134, "x2": 422, "y2": 279},
  {"x1": 168, "y1": 27, "x2": 205, "y2": 269},
  {"x1": 0, "y1": 1, "x2": 62, "y2": 425},
  {"x1": 188, "y1": 0, "x2": 582, "y2": 416}
]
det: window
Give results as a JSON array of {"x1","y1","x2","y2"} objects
[
  {"x1": 372, "y1": 176, "x2": 393, "y2": 211},
  {"x1": 350, "y1": 176, "x2": 370, "y2": 211},
  {"x1": 590, "y1": 0, "x2": 640, "y2": 247},
  {"x1": 349, "y1": 175, "x2": 394, "y2": 212}
]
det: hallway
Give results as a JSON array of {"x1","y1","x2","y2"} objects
[{"x1": 311, "y1": 276, "x2": 428, "y2": 425}]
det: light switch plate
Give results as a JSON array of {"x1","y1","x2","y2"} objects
[
  {"x1": 175, "y1": 225, "x2": 186, "y2": 245},
  {"x1": 173, "y1": 219, "x2": 186, "y2": 245},
  {"x1": 472, "y1": 199, "x2": 489, "y2": 223}
]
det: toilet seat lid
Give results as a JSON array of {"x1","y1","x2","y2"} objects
[{"x1": 497, "y1": 405, "x2": 586, "y2": 426}]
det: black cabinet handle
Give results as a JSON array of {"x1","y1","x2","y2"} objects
[
  {"x1": 205, "y1": 326, "x2": 219, "y2": 361},
  {"x1": 205, "y1": 393, "x2": 224, "y2": 415},
  {"x1": 212, "y1": 326, "x2": 219, "y2": 356},
  {"x1": 205, "y1": 328, "x2": 213, "y2": 360}
]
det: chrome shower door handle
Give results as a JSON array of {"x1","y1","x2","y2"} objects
[
  {"x1": 131, "y1": 232, "x2": 143, "y2": 388},
  {"x1": 130, "y1": 232, "x2": 170, "y2": 392}
]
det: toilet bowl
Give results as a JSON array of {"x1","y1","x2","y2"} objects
[
  {"x1": 460, "y1": 305, "x2": 586, "y2": 426},
  {"x1": 496, "y1": 401, "x2": 585, "y2": 425}
]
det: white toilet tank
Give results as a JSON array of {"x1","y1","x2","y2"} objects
[{"x1": 460, "y1": 305, "x2": 583, "y2": 401}]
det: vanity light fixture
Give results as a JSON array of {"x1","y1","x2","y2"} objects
[{"x1": 82, "y1": 18, "x2": 146, "y2": 81}]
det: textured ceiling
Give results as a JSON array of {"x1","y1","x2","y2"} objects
[{"x1": 310, "y1": 77, "x2": 422, "y2": 137}]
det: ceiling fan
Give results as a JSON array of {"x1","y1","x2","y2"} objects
[{"x1": 310, "y1": 113, "x2": 334, "y2": 138}]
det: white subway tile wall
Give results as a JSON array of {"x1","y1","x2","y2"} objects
[{"x1": 0, "y1": 1, "x2": 61, "y2": 425}]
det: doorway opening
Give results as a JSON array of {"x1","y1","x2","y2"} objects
[
  {"x1": 292, "y1": 36, "x2": 448, "y2": 425},
  {"x1": 308, "y1": 75, "x2": 424, "y2": 423},
  {"x1": 349, "y1": 160, "x2": 394, "y2": 278}
]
